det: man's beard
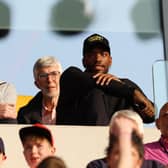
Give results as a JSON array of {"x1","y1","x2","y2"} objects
[{"x1": 43, "y1": 90, "x2": 59, "y2": 98}]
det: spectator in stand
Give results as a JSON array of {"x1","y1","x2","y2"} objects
[
  {"x1": 17, "y1": 56, "x2": 62, "y2": 124},
  {"x1": 144, "y1": 102, "x2": 168, "y2": 166},
  {"x1": 0, "y1": 81, "x2": 17, "y2": 123},
  {"x1": 86, "y1": 110, "x2": 166, "y2": 168},
  {"x1": 0, "y1": 137, "x2": 7, "y2": 167},
  {"x1": 19, "y1": 123, "x2": 56, "y2": 168},
  {"x1": 57, "y1": 33, "x2": 155, "y2": 126},
  {"x1": 37, "y1": 156, "x2": 67, "y2": 168},
  {"x1": 106, "y1": 114, "x2": 144, "y2": 168}
]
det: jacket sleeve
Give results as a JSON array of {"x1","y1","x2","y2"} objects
[
  {"x1": 122, "y1": 79, "x2": 155, "y2": 123},
  {"x1": 59, "y1": 66, "x2": 135, "y2": 104},
  {"x1": 17, "y1": 107, "x2": 30, "y2": 124}
]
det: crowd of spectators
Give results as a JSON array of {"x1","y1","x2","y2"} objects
[{"x1": 0, "y1": 33, "x2": 167, "y2": 167}]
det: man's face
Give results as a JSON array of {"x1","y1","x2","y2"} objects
[
  {"x1": 156, "y1": 103, "x2": 168, "y2": 137},
  {"x1": 107, "y1": 114, "x2": 143, "y2": 168},
  {"x1": 23, "y1": 137, "x2": 55, "y2": 168},
  {"x1": 35, "y1": 65, "x2": 61, "y2": 98},
  {"x1": 83, "y1": 47, "x2": 112, "y2": 74},
  {"x1": 107, "y1": 143, "x2": 142, "y2": 168}
]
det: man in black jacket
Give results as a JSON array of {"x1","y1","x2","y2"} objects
[
  {"x1": 17, "y1": 56, "x2": 62, "y2": 124},
  {"x1": 56, "y1": 33, "x2": 155, "y2": 125}
]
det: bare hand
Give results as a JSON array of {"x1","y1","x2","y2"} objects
[
  {"x1": 133, "y1": 89, "x2": 154, "y2": 118},
  {"x1": 0, "y1": 104, "x2": 17, "y2": 119},
  {"x1": 93, "y1": 73, "x2": 122, "y2": 86},
  {"x1": 110, "y1": 116, "x2": 139, "y2": 136}
]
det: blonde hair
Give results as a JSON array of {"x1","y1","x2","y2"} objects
[{"x1": 109, "y1": 109, "x2": 144, "y2": 137}]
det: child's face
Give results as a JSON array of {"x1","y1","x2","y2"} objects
[
  {"x1": 0, "y1": 152, "x2": 6, "y2": 167},
  {"x1": 23, "y1": 136, "x2": 55, "y2": 168}
]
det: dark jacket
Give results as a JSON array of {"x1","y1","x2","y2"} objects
[
  {"x1": 56, "y1": 66, "x2": 154, "y2": 125},
  {"x1": 0, "y1": 118, "x2": 17, "y2": 124},
  {"x1": 86, "y1": 158, "x2": 166, "y2": 168},
  {"x1": 17, "y1": 92, "x2": 44, "y2": 124},
  {"x1": 17, "y1": 66, "x2": 154, "y2": 125}
]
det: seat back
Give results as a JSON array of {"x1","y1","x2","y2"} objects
[{"x1": 16, "y1": 95, "x2": 33, "y2": 112}]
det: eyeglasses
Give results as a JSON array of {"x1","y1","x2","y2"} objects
[{"x1": 38, "y1": 71, "x2": 60, "y2": 80}]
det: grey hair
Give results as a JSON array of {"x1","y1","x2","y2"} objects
[
  {"x1": 33, "y1": 56, "x2": 62, "y2": 80},
  {"x1": 109, "y1": 109, "x2": 144, "y2": 137}
]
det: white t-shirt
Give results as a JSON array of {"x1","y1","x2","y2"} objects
[{"x1": 0, "y1": 81, "x2": 17, "y2": 104}]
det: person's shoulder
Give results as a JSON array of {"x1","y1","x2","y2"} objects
[
  {"x1": 0, "y1": 80, "x2": 6, "y2": 85},
  {"x1": 120, "y1": 78, "x2": 143, "y2": 91},
  {"x1": 0, "y1": 81, "x2": 11, "y2": 88},
  {"x1": 120, "y1": 78, "x2": 137, "y2": 85},
  {"x1": 61, "y1": 66, "x2": 87, "y2": 82},
  {"x1": 86, "y1": 158, "x2": 107, "y2": 168},
  {"x1": 0, "y1": 80, "x2": 14, "y2": 86},
  {"x1": 63, "y1": 66, "x2": 83, "y2": 73},
  {"x1": 145, "y1": 140, "x2": 160, "y2": 147},
  {"x1": 0, "y1": 80, "x2": 16, "y2": 90},
  {"x1": 18, "y1": 92, "x2": 42, "y2": 112},
  {"x1": 142, "y1": 159, "x2": 165, "y2": 168},
  {"x1": 0, "y1": 81, "x2": 8, "y2": 90}
]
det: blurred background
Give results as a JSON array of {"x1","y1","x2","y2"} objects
[{"x1": 0, "y1": 0, "x2": 165, "y2": 117}]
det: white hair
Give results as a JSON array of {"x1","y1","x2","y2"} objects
[
  {"x1": 109, "y1": 109, "x2": 144, "y2": 137},
  {"x1": 33, "y1": 56, "x2": 62, "y2": 80}
]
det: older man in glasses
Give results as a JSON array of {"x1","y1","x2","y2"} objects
[{"x1": 17, "y1": 56, "x2": 62, "y2": 124}]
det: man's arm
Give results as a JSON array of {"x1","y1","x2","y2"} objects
[
  {"x1": 59, "y1": 67, "x2": 155, "y2": 123},
  {"x1": 59, "y1": 66, "x2": 135, "y2": 102},
  {"x1": 17, "y1": 107, "x2": 30, "y2": 124},
  {"x1": 93, "y1": 73, "x2": 155, "y2": 123}
]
